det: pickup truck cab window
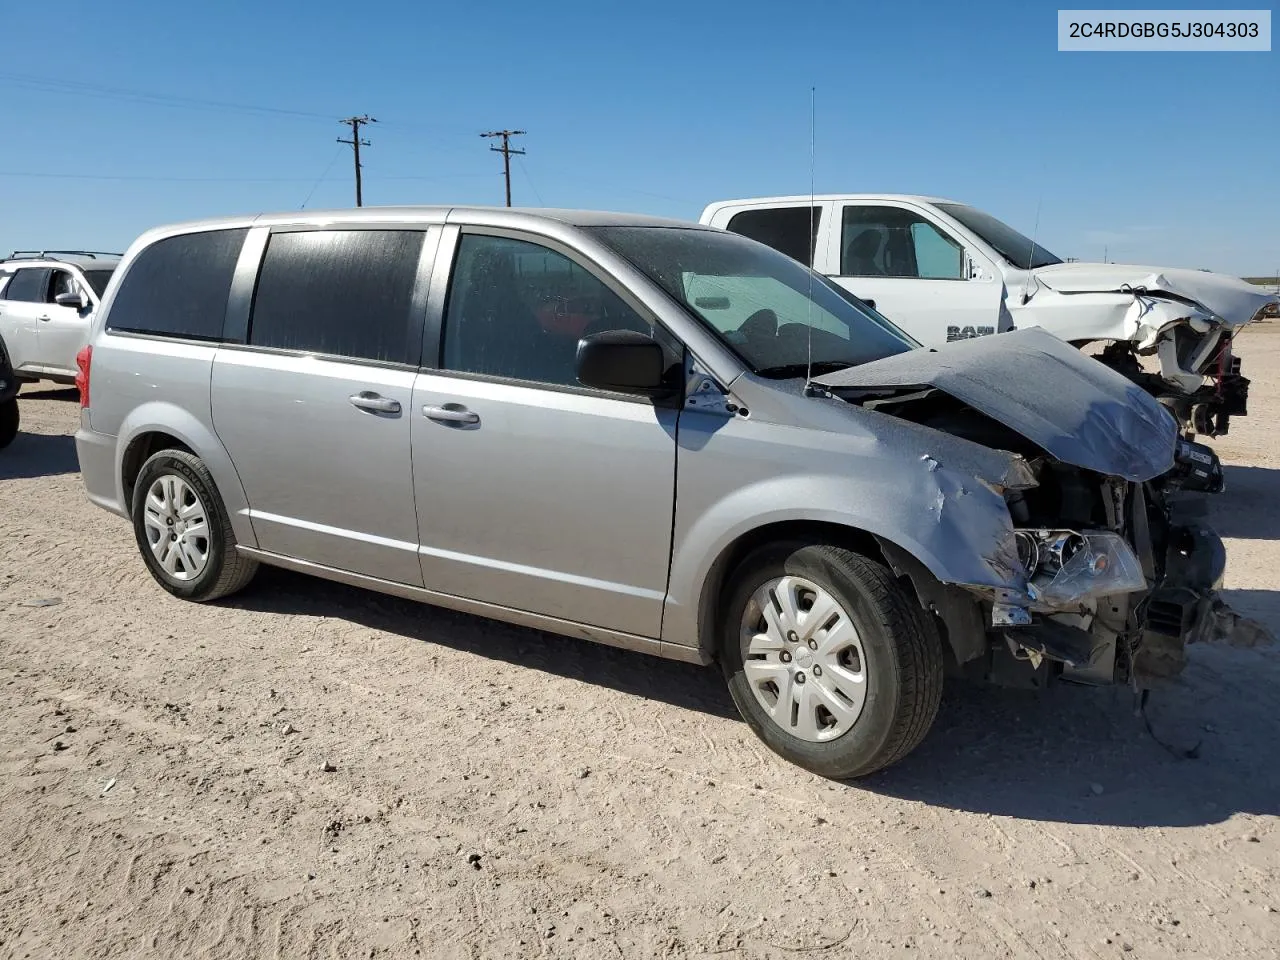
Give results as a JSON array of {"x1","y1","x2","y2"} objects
[
  {"x1": 724, "y1": 206, "x2": 822, "y2": 267},
  {"x1": 840, "y1": 205, "x2": 965, "y2": 280}
]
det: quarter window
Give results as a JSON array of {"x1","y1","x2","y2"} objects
[
  {"x1": 249, "y1": 230, "x2": 426, "y2": 365},
  {"x1": 725, "y1": 207, "x2": 822, "y2": 266},
  {"x1": 442, "y1": 234, "x2": 667, "y2": 388},
  {"x1": 2, "y1": 268, "x2": 48, "y2": 303},
  {"x1": 840, "y1": 206, "x2": 964, "y2": 280},
  {"x1": 107, "y1": 229, "x2": 247, "y2": 340}
]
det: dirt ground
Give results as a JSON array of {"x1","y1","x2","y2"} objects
[{"x1": 1, "y1": 328, "x2": 1277, "y2": 960}]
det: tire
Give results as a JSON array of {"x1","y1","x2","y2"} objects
[
  {"x1": 0, "y1": 399, "x2": 17, "y2": 449},
  {"x1": 130, "y1": 449, "x2": 258, "y2": 602},
  {"x1": 720, "y1": 542, "x2": 943, "y2": 779}
]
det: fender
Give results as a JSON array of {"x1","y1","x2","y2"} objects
[
  {"x1": 114, "y1": 401, "x2": 258, "y2": 548},
  {"x1": 660, "y1": 466, "x2": 1022, "y2": 653}
]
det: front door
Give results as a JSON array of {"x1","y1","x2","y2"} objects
[
  {"x1": 38, "y1": 269, "x2": 93, "y2": 377},
  {"x1": 411, "y1": 230, "x2": 680, "y2": 638},
  {"x1": 825, "y1": 202, "x2": 1004, "y2": 346},
  {"x1": 211, "y1": 227, "x2": 435, "y2": 585}
]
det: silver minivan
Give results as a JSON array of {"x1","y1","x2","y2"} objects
[{"x1": 75, "y1": 207, "x2": 1224, "y2": 777}]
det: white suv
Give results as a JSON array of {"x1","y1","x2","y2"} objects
[{"x1": 0, "y1": 251, "x2": 120, "y2": 384}]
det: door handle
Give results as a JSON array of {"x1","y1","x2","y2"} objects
[
  {"x1": 348, "y1": 392, "x2": 401, "y2": 414},
  {"x1": 422, "y1": 404, "x2": 480, "y2": 426},
  {"x1": 38, "y1": 315, "x2": 52, "y2": 322}
]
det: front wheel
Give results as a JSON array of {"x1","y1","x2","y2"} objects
[
  {"x1": 720, "y1": 543, "x2": 944, "y2": 779},
  {"x1": 0, "y1": 399, "x2": 18, "y2": 449},
  {"x1": 131, "y1": 449, "x2": 258, "y2": 601}
]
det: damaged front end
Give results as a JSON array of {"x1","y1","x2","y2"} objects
[
  {"x1": 1018, "y1": 266, "x2": 1278, "y2": 437},
  {"x1": 1095, "y1": 303, "x2": 1250, "y2": 439},
  {"x1": 993, "y1": 448, "x2": 1226, "y2": 688},
  {"x1": 815, "y1": 328, "x2": 1226, "y2": 691}
]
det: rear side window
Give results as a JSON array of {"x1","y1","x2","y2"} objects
[
  {"x1": 2, "y1": 268, "x2": 49, "y2": 303},
  {"x1": 725, "y1": 207, "x2": 821, "y2": 266},
  {"x1": 248, "y1": 230, "x2": 425, "y2": 365},
  {"x1": 107, "y1": 229, "x2": 247, "y2": 340}
]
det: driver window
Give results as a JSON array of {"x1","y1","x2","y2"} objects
[
  {"x1": 443, "y1": 234, "x2": 676, "y2": 388},
  {"x1": 840, "y1": 206, "x2": 964, "y2": 280},
  {"x1": 48, "y1": 270, "x2": 80, "y2": 304}
]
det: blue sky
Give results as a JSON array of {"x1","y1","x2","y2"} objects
[{"x1": 1, "y1": 0, "x2": 1275, "y2": 273}]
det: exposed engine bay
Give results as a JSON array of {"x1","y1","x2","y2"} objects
[
  {"x1": 813, "y1": 328, "x2": 1227, "y2": 691},
  {"x1": 1095, "y1": 330, "x2": 1247, "y2": 439}
]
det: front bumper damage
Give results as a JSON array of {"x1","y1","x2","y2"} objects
[
  {"x1": 979, "y1": 444, "x2": 1226, "y2": 690},
  {"x1": 1100, "y1": 324, "x2": 1250, "y2": 438},
  {"x1": 816, "y1": 330, "x2": 1227, "y2": 692}
]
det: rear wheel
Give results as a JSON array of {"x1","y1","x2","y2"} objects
[
  {"x1": 0, "y1": 399, "x2": 17, "y2": 449},
  {"x1": 130, "y1": 449, "x2": 258, "y2": 601},
  {"x1": 720, "y1": 542, "x2": 944, "y2": 779}
]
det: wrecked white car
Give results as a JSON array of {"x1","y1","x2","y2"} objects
[{"x1": 700, "y1": 195, "x2": 1279, "y2": 436}]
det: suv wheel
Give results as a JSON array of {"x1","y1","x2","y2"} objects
[
  {"x1": 131, "y1": 449, "x2": 258, "y2": 601},
  {"x1": 720, "y1": 542, "x2": 943, "y2": 779},
  {"x1": 0, "y1": 399, "x2": 17, "y2": 449}
]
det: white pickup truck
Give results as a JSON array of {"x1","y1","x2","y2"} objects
[{"x1": 700, "y1": 195, "x2": 1278, "y2": 436}]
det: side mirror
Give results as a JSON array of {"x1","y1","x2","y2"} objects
[
  {"x1": 576, "y1": 330, "x2": 672, "y2": 397},
  {"x1": 55, "y1": 291, "x2": 86, "y2": 309}
]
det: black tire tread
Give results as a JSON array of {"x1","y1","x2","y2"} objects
[
  {"x1": 722, "y1": 541, "x2": 944, "y2": 779},
  {"x1": 132, "y1": 449, "x2": 258, "y2": 602},
  {"x1": 806, "y1": 545, "x2": 943, "y2": 776},
  {"x1": 0, "y1": 399, "x2": 18, "y2": 450}
]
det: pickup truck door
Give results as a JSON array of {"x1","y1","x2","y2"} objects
[{"x1": 819, "y1": 200, "x2": 1005, "y2": 347}]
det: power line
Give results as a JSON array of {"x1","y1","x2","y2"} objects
[
  {"x1": 0, "y1": 170, "x2": 338, "y2": 183},
  {"x1": 515, "y1": 156, "x2": 544, "y2": 206},
  {"x1": 338, "y1": 115, "x2": 376, "y2": 207},
  {"x1": 300, "y1": 144, "x2": 345, "y2": 210},
  {"x1": 480, "y1": 130, "x2": 526, "y2": 207},
  {"x1": 0, "y1": 71, "x2": 338, "y2": 122}
]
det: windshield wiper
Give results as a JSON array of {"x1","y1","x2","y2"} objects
[{"x1": 754, "y1": 360, "x2": 855, "y2": 379}]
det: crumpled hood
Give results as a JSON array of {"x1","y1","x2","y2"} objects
[
  {"x1": 814, "y1": 327, "x2": 1177, "y2": 482},
  {"x1": 1031, "y1": 261, "x2": 1277, "y2": 327}
]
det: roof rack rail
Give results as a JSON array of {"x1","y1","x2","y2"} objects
[{"x1": 5, "y1": 249, "x2": 122, "y2": 261}]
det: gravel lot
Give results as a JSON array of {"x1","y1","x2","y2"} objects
[{"x1": 1, "y1": 327, "x2": 1277, "y2": 959}]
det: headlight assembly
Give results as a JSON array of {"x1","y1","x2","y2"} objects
[{"x1": 1015, "y1": 529, "x2": 1147, "y2": 606}]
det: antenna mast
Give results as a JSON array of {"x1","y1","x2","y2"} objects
[{"x1": 803, "y1": 86, "x2": 817, "y2": 396}]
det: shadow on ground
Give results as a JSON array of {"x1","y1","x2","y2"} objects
[
  {"x1": 18, "y1": 386, "x2": 79, "y2": 402},
  {"x1": 1208, "y1": 465, "x2": 1280, "y2": 540},
  {"x1": 0, "y1": 432, "x2": 79, "y2": 480},
  {"x1": 1217, "y1": 588, "x2": 1280, "y2": 641},
  {"x1": 231, "y1": 566, "x2": 739, "y2": 721},
  {"x1": 230, "y1": 567, "x2": 1280, "y2": 829}
]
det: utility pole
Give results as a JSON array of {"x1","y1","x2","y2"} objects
[
  {"x1": 480, "y1": 130, "x2": 526, "y2": 207},
  {"x1": 338, "y1": 115, "x2": 376, "y2": 207}
]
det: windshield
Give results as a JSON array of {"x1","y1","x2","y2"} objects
[
  {"x1": 591, "y1": 227, "x2": 916, "y2": 376},
  {"x1": 935, "y1": 203, "x2": 1062, "y2": 270},
  {"x1": 82, "y1": 269, "x2": 115, "y2": 298}
]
